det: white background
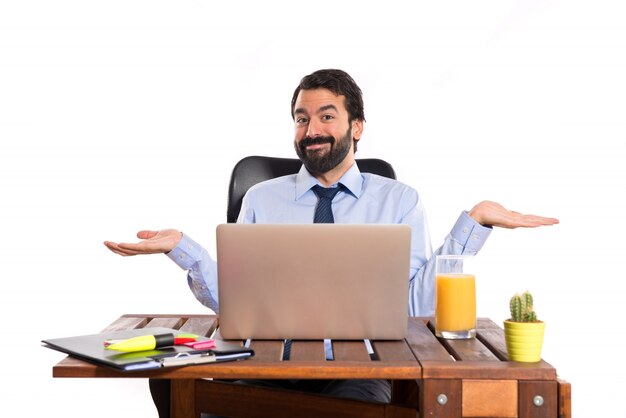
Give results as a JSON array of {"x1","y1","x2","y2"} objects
[{"x1": 1, "y1": 1, "x2": 624, "y2": 416}]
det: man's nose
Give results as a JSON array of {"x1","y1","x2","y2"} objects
[{"x1": 306, "y1": 119, "x2": 323, "y2": 137}]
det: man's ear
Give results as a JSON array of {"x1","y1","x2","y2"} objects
[{"x1": 351, "y1": 119, "x2": 364, "y2": 140}]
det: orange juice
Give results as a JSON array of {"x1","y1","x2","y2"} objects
[{"x1": 435, "y1": 273, "x2": 476, "y2": 333}]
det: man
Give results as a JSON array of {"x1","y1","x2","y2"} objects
[{"x1": 105, "y1": 69, "x2": 559, "y2": 415}]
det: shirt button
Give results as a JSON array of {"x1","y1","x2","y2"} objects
[
  {"x1": 472, "y1": 234, "x2": 478, "y2": 240},
  {"x1": 179, "y1": 254, "x2": 187, "y2": 260},
  {"x1": 463, "y1": 227, "x2": 469, "y2": 234}
]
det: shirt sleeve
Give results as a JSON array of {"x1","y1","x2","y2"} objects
[
  {"x1": 166, "y1": 234, "x2": 220, "y2": 313},
  {"x1": 162, "y1": 189, "x2": 259, "y2": 314}
]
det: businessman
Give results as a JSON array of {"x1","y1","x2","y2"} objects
[{"x1": 105, "y1": 69, "x2": 558, "y2": 416}]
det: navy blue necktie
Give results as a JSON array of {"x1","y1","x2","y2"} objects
[
  {"x1": 312, "y1": 184, "x2": 343, "y2": 223},
  {"x1": 283, "y1": 184, "x2": 343, "y2": 361}
]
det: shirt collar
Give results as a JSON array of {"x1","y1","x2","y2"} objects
[{"x1": 295, "y1": 162, "x2": 364, "y2": 200}]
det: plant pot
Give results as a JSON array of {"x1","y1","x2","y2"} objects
[{"x1": 503, "y1": 320, "x2": 545, "y2": 362}]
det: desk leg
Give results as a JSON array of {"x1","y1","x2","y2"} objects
[
  {"x1": 171, "y1": 379, "x2": 197, "y2": 418},
  {"x1": 519, "y1": 380, "x2": 558, "y2": 418},
  {"x1": 419, "y1": 379, "x2": 462, "y2": 418},
  {"x1": 557, "y1": 378, "x2": 572, "y2": 418},
  {"x1": 391, "y1": 380, "x2": 419, "y2": 409}
]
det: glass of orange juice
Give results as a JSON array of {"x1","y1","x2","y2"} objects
[{"x1": 435, "y1": 255, "x2": 477, "y2": 339}]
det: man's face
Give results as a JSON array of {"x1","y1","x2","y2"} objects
[{"x1": 293, "y1": 88, "x2": 362, "y2": 175}]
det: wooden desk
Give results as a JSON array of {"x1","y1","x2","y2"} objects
[{"x1": 52, "y1": 314, "x2": 571, "y2": 418}]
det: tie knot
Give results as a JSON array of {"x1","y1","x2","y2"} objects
[{"x1": 312, "y1": 184, "x2": 343, "y2": 201}]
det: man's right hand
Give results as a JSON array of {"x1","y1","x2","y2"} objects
[{"x1": 103, "y1": 229, "x2": 183, "y2": 256}]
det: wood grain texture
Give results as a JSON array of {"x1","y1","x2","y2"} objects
[
  {"x1": 462, "y1": 379, "x2": 517, "y2": 417},
  {"x1": 194, "y1": 379, "x2": 415, "y2": 418},
  {"x1": 171, "y1": 379, "x2": 196, "y2": 418},
  {"x1": 519, "y1": 380, "x2": 558, "y2": 418},
  {"x1": 406, "y1": 317, "x2": 453, "y2": 362},
  {"x1": 557, "y1": 378, "x2": 572, "y2": 418},
  {"x1": 289, "y1": 340, "x2": 326, "y2": 361},
  {"x1": 420, "y1": 378, "x2": 462, "y2": 418},
  {"x1": 51, "y1": 314, "x2": 571, "y2": 418}
]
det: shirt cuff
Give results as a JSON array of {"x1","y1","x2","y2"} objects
[
  {"x1": 450, "y1": 211, "x2": 492, "y2": 253},
  {"x1": 166, "y1": 233, "x2": 203, "y2": 270}
]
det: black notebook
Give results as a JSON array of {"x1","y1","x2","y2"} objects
[{"x1": 43, "y1": 327, "x2": 254, "y2": 371}]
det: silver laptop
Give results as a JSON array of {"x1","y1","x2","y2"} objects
[{"x1": 216, "y1": 223, "x2": 411, "y2": 340}]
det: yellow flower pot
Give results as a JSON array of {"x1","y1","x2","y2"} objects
[{"x1": 503, "y1": 320, "x2": 545, "y2": 362}]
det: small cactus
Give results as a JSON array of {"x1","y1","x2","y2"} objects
[{"x1": 509, "y1": 291, "x2": 539, "y2": 322}]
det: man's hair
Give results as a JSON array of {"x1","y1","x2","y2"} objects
[{"x1": 291, "y1": 69, "x2": 366, "y2": 123}]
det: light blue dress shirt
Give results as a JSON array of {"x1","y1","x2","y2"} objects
[{"x1": 167, "y1": 162, "x2": 491, "y2": 317}]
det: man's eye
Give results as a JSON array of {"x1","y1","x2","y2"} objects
[
  {"x1": 296, "y1": 117, "x2": 308, "y2": 124},
  {"x1": 322, "y1": 115, "x2": 334, "y2": 121}
]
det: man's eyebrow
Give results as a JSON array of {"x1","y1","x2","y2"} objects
[
  {"x1": 317, "y1": 104, "x2": 338, "y2": 113},
  {"x1": 294, "y1": 104, "x2": 339, "y2": 116}
]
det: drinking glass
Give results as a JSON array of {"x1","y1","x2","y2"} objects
[{"x1": 435, "y1": 255, "x2": 477, "y2": 339}]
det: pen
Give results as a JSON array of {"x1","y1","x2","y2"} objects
[{"x1": 105, "y1": 333, "x2": 198, "y2": 352}]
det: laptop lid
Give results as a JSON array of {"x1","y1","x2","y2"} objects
[{"x1": 216, "y1": 223, "x2": 411, "y2": 340}]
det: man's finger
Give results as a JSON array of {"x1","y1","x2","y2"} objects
[
  {"x1": 137, "y1": 230, "x2": 158, "y2": 239},
  {"x1": 103, "y1": 241, "x2": 138, "y2": 257}
]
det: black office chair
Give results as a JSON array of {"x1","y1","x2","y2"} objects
[{"x1": 226, "y1": 155, "x2": 396, "y2": 223}]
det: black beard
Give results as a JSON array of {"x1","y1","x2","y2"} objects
[{"x1": 294, "y1": 127, "x2": 352, "y2": 174}]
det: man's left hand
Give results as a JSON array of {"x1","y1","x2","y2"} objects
[{"x1": 468, "y1": 200, "x2": 559, "y2": 229}]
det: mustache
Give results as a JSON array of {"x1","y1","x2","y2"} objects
[{"x1": 299, "y1": 136, "x2": 336, "y2": 149}]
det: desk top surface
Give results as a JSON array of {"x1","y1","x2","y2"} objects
[{"x1": 52, "y1": 314, "x2": 556, "y2": 381}]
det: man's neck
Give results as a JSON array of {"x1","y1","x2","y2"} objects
[{"x1": 313, "y1": 157, "x2": 355, "y2": 187}]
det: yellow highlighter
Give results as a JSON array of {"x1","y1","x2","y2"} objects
[{"x1": 105, "y1": 333, "x2": 197, "y2": 352}]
